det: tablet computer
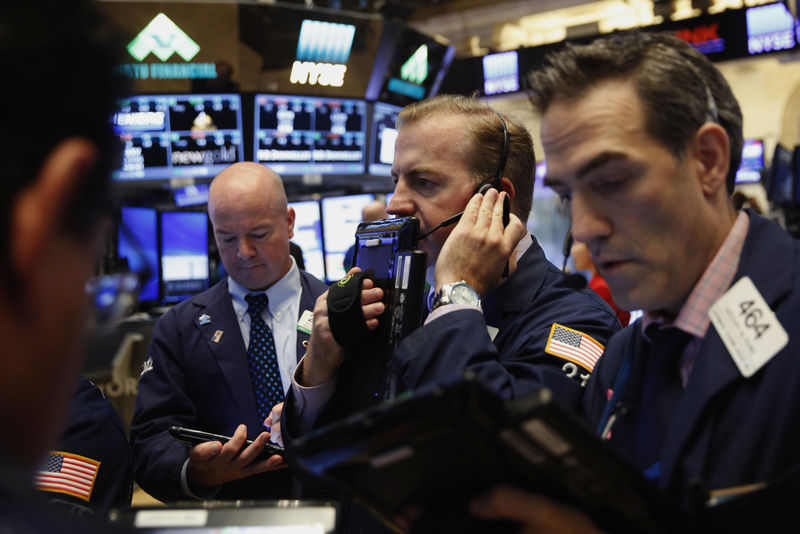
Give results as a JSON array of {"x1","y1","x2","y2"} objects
[{"x1": 290, "y1": 373, "x2": 696, "y2": 533}]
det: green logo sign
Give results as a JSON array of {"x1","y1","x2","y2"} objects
[
  {"x1": 401, "y1": 44, "x2": 428, "y2": 85},
  {"x1": 337, "y1": 274, "x2": 353, "y2": 287},
  {"x1": 127, "y1": 13, "x2": 200, "y2": 62}
]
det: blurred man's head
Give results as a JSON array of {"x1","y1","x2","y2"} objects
[
  {"x1": 209, "y1": 162, "x2": 295, "y2": 291},
  {"x1": 388, "y1": 95, "x2": 535, "y2": 266},
  {"x1": 529, "y1": 32, "x2": 741, "y2": 315},
  {"x1": 362, "y1": 199, "x2": 388, "y2": 223},
  {"x1": 0, "y1": 0, "x2": 126, "y2": 467}
]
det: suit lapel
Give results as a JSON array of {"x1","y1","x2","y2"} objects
[
  {"x1": 658, "y1": 212, "x2": 794, "y2": 487},
  {"x1": 192, "y1": 280, "x2": 261, "y2": 430},
  {"x1": 482, "y1": 235, "x2": 549, "y2": 329},
  {"x1": 295, "y1": 272, "x2": 317, "y2": 362}
]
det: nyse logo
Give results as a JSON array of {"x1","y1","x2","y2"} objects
[{"x1": 290, "y1": 61, "x2": 347, "y2": 87}]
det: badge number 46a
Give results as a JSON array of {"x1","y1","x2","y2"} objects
[{"x1": 709, "y1": 276, "x2": 788, "y2": 378}]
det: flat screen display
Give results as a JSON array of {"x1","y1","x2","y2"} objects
[
  {"x1": 112, "y1": 93, "x2": 243, "y2": 181},
  {"x1": 289, "y1": 200, "x2": 326, "y2": 282},
  {"x1": 254, "y1": 94, "x2": 367, "y2": 175},
  {"x1": 735, "y1": 138, "x2": 765, "y2": 184},
  {"x1": 160, "y1": 211, "x2": 210, "y2": 303},
  {"x1": 368, "y1": 102, "x2": 402, "y2": 176},
  {"x1": 321, "y1": 194, "x2": 375, "y2": 282},
  {"x1": 118, "y1": 206, "x2": 160, "y2": 304}
]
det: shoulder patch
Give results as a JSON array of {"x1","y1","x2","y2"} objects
[
  {"x1": 36, "y1": 451, "x2": 100, "y2": 502},
  {"x1": 141, "y1": 356, "x2": 154, "y2": 376},
  {"x1": 545, "y1": 323, "x2": 605, "y2": 372}
]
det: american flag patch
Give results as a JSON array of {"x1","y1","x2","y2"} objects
[
  {"x1": 545, "y1": 323, "x2": 605, "y2": 372},
  {"x1": 36, "y1": 451, "x2": 99, "y2": 502}
]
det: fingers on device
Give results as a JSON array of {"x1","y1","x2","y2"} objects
[
  {"x1": 327, "y1": 216, "x2": 427, "y2": 351},
  {"x1": 168, "y1": 426, "x2": 285, "y2": 460}
]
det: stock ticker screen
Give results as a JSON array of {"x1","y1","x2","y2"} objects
[
  {"x1": 112, "y1": 94, "x2": 244, "y2": 181},
  {"x1": 254, "y1": 94, "x2": 367, "y2": 175}
]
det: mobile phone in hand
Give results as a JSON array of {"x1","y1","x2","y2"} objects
[{"x1": 168, "y1": 426, "x2": 285, "y2": 460}]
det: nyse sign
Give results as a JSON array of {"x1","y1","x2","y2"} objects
[{"x1": 290, "y1": 61, "x2": 347, "y2": 87}]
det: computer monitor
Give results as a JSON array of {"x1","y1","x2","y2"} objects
[
  {"x1": 173, "y1": 183, "x2": 210, "y2": 207},
  {"x1": 768, "y1": 143, "x2": 794, "y2": 205},
  {"x1": 118, "y1": 206, "x2": 160, "y2": 305},
  {"x1": 253, "y1": 94, "x2": 367, "y2": 175},
  {"x1": 735, "y1": 138, "x2": 765, "y2": 184},
  {"x1": 112, "y1": 93, "x2": 244, "y2": 182},
  {"x1": 321, "y1": 194, "x2": 375, "y2": 282},
  {"x1": 160, "y1": 211, "x2": 210, "y2": 304},
  {"x1": 289, "y1": 200, "x2": 326, "y2": 282},
  {"x1": 368, "y1": 102, "x2": 402, "y2": 176}
]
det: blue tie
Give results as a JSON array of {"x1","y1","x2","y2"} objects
[{"x1": 245, "y1": 293, "x2": 283, "y2": 425}]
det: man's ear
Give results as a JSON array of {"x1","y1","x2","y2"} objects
[
  {"x1": 499, "y1": 176, "x2": 516, "y2": 202},
  {"x1": 692, "y1": 123, "x2": 730, "y2": 197},
  {"x1": 12, "y1": 138, "x2": 99, "y2": 284},
  {"x1": 286, "y1": 206, "x2": 296, "y2": 240}
]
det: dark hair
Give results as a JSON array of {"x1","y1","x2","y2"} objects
[
  {"x1": 397, "y1": 94, "x2": 535, "y2": 222},
  {"x1": 527, "y1": 31, "x2": 743, "y2": 194},
  {"x1": 0, "y1": 1, "x2": 128, "y2": 288}
]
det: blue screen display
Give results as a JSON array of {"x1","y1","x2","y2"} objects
[
  {"x1": 289, "y1": 200, "x2": 326, "y2": 282},
  {"x1": 112, "y1": 93, "x2": 244, "y2": 181},
  {"x1": 160, "y1": 211, "x2": 210, "y2": 303},
  {"x1": 118, "y1": 206, "x2": 160, "y2": 303},
  {"x1": 368, "y1": 102, "x2": 401, "y2": 177},
  {"x1": 254, "y1": 94, "x2": 367, "y2": 175}
]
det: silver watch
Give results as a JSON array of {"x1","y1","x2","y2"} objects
[{"x1": 432, "y1": 281, "x2": 481, "y2": 310}]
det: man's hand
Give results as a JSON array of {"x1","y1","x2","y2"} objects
[
  {"x1": 265, "y1": 402, "x2": 283, "y2": 447},
  {"x1": 470, "y1": 485, "x2": 605, "y2": 534},
  {"x1": 301, "y1": 267, "x2": 384, "y2": 387},
  {"x1": 186, "y1": 424, "x2": 286, "y2": 490},
  {"x1": 435, "y1": 189, "x2": 526, "y2": 295}
]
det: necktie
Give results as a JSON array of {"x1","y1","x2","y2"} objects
[
  {"x1": 245, "y1": 293, "x2": 283, "y2": 424},
  {"x1": 633, "y1": 325, "x2": 694, "y2": 473}
]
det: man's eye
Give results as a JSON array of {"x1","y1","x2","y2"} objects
[{"x1": 222, "y1": 237, "x2": 236, "y2": 244}]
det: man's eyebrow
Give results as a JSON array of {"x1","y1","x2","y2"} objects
[{"x1": 575, "y1": 151, "x2": 628, "y2": 180}]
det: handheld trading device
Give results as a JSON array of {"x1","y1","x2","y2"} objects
[
  {"x1": 327, "y1": 216, "x2": 426, "y2": 350},
  {"x1": 168, "y1": 426, "x2": 285, "y2": 460}
]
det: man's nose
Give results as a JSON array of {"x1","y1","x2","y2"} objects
[{"x1": 569, "y1": 193, "x2": 612, "y2": 246}]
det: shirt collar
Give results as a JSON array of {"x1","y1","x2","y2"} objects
[
  {"x1": 643, "y1": 211, "x2": 749, "y2": 340},
  {"x1": 229, "y1": 257, "x2": 301, "y2": 322}
]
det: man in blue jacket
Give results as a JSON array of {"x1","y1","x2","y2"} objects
[
  {"x1": 131, "y1": 162, "x2": 327, "y2": 502},
  {"x1": 284, "y1": 95, "x2": 620, "y2": 449},
  {"x1": 472, "y1": 31, "x2": 800, "y2": 533}
]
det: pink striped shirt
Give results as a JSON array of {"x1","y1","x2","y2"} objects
[{"x1": 642, "y1": 211, "x2": 749, "y2": 387}]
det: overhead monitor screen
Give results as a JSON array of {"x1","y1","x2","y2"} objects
[
  {"x1": 321, "y1": 194, "x2": 375, "y2": 281},
  {"x1": 118, "y1": 206, "x2": 160, "y2": 304},
  {"x1": 112, "y1": 93, "x2": 243, "y2": 181},
  {"x1": 368, "y1": 102, "x2": 402, "y2": 176},
  {"x1": 289, "y1": 200, "x2": 326, "y2": 282},
  {"x1": 160, "y1": 211, "x2": 210, "y2": 303},
  {"x1": 735, "y1": 138, "x2": 765, "y2": 184},
  {"x1": 254, "y1": 94, "x2": 367, "y2": 175}
]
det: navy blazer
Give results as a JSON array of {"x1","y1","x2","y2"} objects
[
  {"x1": 389, "y1": 236, "x2": 621, "y2": 408},
  {"x1": 131, "y1": 271, "x2": 326, "y2": 502},
  {"x1": 583, "y1": 212, "x2": 800, "y2": 530}
]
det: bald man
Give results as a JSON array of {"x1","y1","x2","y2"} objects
[{"x1": 130, "y1": 162, "x2": 327, "y2": 502}]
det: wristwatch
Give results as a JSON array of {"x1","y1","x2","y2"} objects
[{"x1": 432, "y1": 281, "x2": 481, "y2": 311}]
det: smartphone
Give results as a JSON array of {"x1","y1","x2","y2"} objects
[{"x1": 168, "y1": 426, "x2": 285, "y2": 459}]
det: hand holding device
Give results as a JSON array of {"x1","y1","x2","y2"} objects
[
  {"x1": 169, "y1": 425, "x2": 285, "y2": 459},
  {"x1": 434, "y1": 189, "x2": 526, "y2": 296}
]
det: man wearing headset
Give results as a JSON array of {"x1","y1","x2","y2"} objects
[
  {"x1": 283, "y1": 96, "x2": 621, "y2": 449},
  {"x1": 470, "y1": 31, "x2": 800, "y2": 532}
]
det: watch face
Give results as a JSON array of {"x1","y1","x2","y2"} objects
[{"x1": 450, "y1": 283, "x2": 479, "y2": 305}]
